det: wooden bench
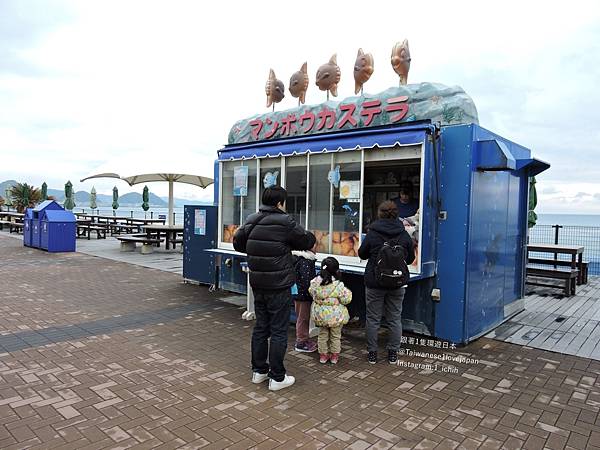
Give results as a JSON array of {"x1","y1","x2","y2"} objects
[
  {"x1": 0, "y1": 220, "x2": 12, "y2": 231},
  {"x1": 528, "y1": 258, "x2": 589, "y2": 285},
  {"x1": 110, "y1": 223, "x2": 140, "y2": 235},
  {"x1": 526, "y1": 265, "x2": 579, "y2": 296},
  {"x1": 116, "y1": 236, "x2": 164, "y2": 254},
  {"x1": 9, "y1": 222, "x2": 24, "y2": 234},
  {"x1": 77, "y1": 224, "x2": 107, "y2": 240}
]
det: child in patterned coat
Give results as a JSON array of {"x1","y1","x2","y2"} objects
[{"x1": 309, "y1": 257, "x2": 352, "y2": 364}]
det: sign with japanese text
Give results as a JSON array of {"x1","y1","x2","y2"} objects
[
  {"x1": 233, "y1": 166, "x2": 248, "y2": 196},
  {"x1": 194, "y1": 209, "x2": 206, "y2": 235},
  {"x1": 228, "y1": 83, "x2": 479, "y2": 145}
]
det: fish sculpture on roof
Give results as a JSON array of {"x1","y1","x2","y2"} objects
[
  {"x1": 391, "y1": 39, "x2": 411, "y2": 85},
  {"x1": 289, "y1": 62, "x2": 309, "y2": 105},
  {"x1": 353, "y1": 48, "x2": 374, "y2": 95},
  {"x1": 316, "y1": 54, "x2": 341, "y2": 99},
  {"x1": 265, "y1": 69, "x2": 285, "y2": 109}
]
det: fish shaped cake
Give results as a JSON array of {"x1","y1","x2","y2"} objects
[
  {"x1": 353, "y1": 48, "x2": 374, "y2": 94},
  {"x1": 391, "y1": 39, "x2": 411, "y2": 85},
  {"x1": 265, "y1": 69, "x2": 285, "y2": 108},
  {"x1": 316, "y1": 54, "x2": 341, "y2": 97},
  {"x1": 289, "y1": 62, "x2": 309, "y2": 104}
]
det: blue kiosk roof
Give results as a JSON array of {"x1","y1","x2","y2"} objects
[{"x1": 218, "y1": 123, "x2": 433, "y2": 161}]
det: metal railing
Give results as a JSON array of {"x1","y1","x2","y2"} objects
[{"x1": 529, "y1": 224, "x2": 600, "y2": 275}]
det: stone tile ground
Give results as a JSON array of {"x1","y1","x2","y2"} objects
[{"x1": 1, "y1": 234, "x2": 600, "y2": 449}]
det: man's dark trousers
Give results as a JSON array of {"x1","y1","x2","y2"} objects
[{"x1": 251, "y1": 288, "x2": 291, "y2": 382}]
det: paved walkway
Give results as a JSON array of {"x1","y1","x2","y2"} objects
[{"x1": 1, "y1": 235, "x2": 600, "y2": 449}]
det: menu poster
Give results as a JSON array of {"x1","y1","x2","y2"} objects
[
  {"x1": 233, "y1": 166, "x2": 248, "y2": 196},
  {"x1": 340, "y1": 180, "x2": 361, "y2": 201},
  {"x1": 194, "y1": 209, "x2": 206, "y2": 235}
]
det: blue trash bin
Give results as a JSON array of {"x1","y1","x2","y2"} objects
[
  {"x1": 31, "y1": 200, "x2": 63, "y2": 249},
  {"x1": 23, "y1": 208, "x2": 34, "y2": 247},
  {"x1": 40, "y1": 210, "x2": 76, "y2": 252}
]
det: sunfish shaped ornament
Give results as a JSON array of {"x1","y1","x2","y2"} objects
[
  {"x1": 391, "y1": 39, "x2": 411, "y2": 85},
  {"x1": 263, "y1": 171, "x2": 279, "y2": 189},
  {"x1": 316, "y1": 54, "x2": 341, "y2": 99},
  {"x1": 327, "y1": 165, "x2": 341, "y2": 188},
  {"x1": 265, "y1": 69, "x2": 285, "y2": 109},
  {"x1": 353, "y1": 48, "x2": 374, "y2": 95},
  {"x1": 289, "y1": 62, "x2": 309, "y2": 105}
]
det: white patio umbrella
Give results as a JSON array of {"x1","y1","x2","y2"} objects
[
  {"x1": 80, "y1": 172, "x2": 214, "y2": 226},
  {"x1": 121, "y1": 174, "x2": 213, "y2": 226}
]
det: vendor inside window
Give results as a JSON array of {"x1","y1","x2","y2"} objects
[{"x1": 393, "y1": 182, "x2": 419, "y2": 219}]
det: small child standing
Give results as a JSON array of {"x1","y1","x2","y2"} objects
[
  {"x1": 309, "y1": 257, "x2": 352, "y2": 364},
  {"x1": 292, "y1": 250, "x2": 317, "y2": 353}
]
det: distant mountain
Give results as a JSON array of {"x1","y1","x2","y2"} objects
[{"x1": 0, "y1": 180, "x2": 17, "y2": 197}]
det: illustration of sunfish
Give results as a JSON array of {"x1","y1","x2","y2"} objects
[
  {"x1": 391, "y1": 39, "x2": 411, "y2": 85},
  {"x1": 263, "y1": 171, "x2": 279, "y2": 189},
  {"x1": 289, "y1": 62, "x2": 309, "y2": 105},
  {"x1": 316, "y1": 54, "x2": 341, "y2": 97},
  {"x1": 327, "y1": 165, "x2": 340, "y2": 188},
  {"x1": 353, "y1": 48, "x2": 374, "y2": 95},
  {"x1": 265, "y1": 69, "x2": 285, "y2": 108},
  {"x1": 342, "y1": 204, "x2": 357, "y2": 216}
]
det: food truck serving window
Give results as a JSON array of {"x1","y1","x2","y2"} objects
[{"x1": 218, "y1": 144, "x2": 424, "y2": 273}]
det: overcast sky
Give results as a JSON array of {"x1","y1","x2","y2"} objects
[{"x1": 1, "y1": 0, "x2": 599, "y2": 213}]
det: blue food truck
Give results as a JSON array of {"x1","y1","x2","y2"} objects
[{"x1": 183, "y1": 82, "x2": 549, "y2": 344}]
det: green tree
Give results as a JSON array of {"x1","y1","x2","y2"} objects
[{"x1": 9, "y1": 183, "x2": 41, "y2": 213}]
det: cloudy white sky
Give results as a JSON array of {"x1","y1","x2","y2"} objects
[{"x1": 1, "y1": 0, "x2": 599, "y2": 213}]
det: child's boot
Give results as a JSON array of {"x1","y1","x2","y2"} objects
[
  {"x1": 330, "y1": 353, "x2": 339, "y2": 364},
  {"x1": 319, "y1": 353, "x2": 329, "y2": 364}
]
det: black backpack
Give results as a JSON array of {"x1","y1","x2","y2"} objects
[{"x1": 374, "y1": 234, "x2": 409, "y2": 289}]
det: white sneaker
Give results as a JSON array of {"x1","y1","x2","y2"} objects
[
  {"x1": 268, "y1": 375, "x2": 295, "y2": 391},
  {"x1": 251, "y1": 372, "x2": 269, "y2": 384}
]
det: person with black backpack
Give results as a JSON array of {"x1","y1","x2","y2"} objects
[{"x1": 358, "y1": 200, "x2": 415, "y2": 365}]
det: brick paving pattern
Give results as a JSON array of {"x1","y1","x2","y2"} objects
[{"x1": 1, "y1": 234, "x2": 600, "y2": 449}]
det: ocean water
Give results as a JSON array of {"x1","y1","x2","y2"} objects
[
  {"x1": 537, "y1": 213, "x2": 600, "y2": 227},
  {"x1": 75, "y1": 206, "x2": 190, "y2": 224}
]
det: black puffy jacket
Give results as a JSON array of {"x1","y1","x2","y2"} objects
[
  {"x1": 233, "y1": 206, "x2": 316, "y2": 291},
  {"x1": 357, "y1": 218, "x2": 415, "y2": 289}
]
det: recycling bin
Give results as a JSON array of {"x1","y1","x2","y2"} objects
[
  {"x1": 40, "y1": 210, "x2": 76, "y2": 252},
  {"x1": 31, "y1": 200, "x2": 63, "y2": 249},
  {"x1": 23, "y1": 208, "x2": 34, "y2": 247}
]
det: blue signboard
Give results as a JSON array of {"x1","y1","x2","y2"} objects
[
  {"x1": 194, "y1": 209, "x2": 206, "y2": 235},
  {"x1": 233, "y1": 166, "x2": 248, "y2": 196}
]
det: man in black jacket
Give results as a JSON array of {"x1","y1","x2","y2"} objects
[
  {"x1": 358, "y1": 200, "x2": 415, "y2": 365},
  {"x1": 233, "y1": 186, "x2": 316, "y2": 391}
]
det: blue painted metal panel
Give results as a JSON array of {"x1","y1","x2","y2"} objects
[
  {"x1": 475, "y1": 139, "x2": 516, "y2": 171},
  {"x1": 183, "y1": 205, "x2": 218, "y2": 285},
  {"x1": 466, "y1": 171, "x2": 509, "y2": 338},
  {"x1": 504, "y1": 173, "x2": 525, "y2": 304},
  {"x1": 219, "y1": 125, "x2": 429, "y2": 160},
  {"x1": 435, "y1": 124, "x2": 473, "y2": 343}
]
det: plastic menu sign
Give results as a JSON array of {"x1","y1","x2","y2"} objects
[
  {"x1": 340, "y1": 180, "x2": 360, "y2": 201},
  {"x1": 194, "y1": 209, "x2": 206, "y2": 235},
  {"x1": 233, "y1": 165, "x2": 248, "y2": 196}
]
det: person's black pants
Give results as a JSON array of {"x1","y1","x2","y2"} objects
[{"x1": 251, "y1": 288, "x2": 291, "y2": 382}]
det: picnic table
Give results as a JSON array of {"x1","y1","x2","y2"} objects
[
  {"x1": 0, "y1": 212, "x2": 24, "y2": 233},
  {"x1": 142, "y1": 224, "x2": 183, "y2": 250},
  {"x1": 526, "y1": 243, "x2": 585, "y2": 295}
]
